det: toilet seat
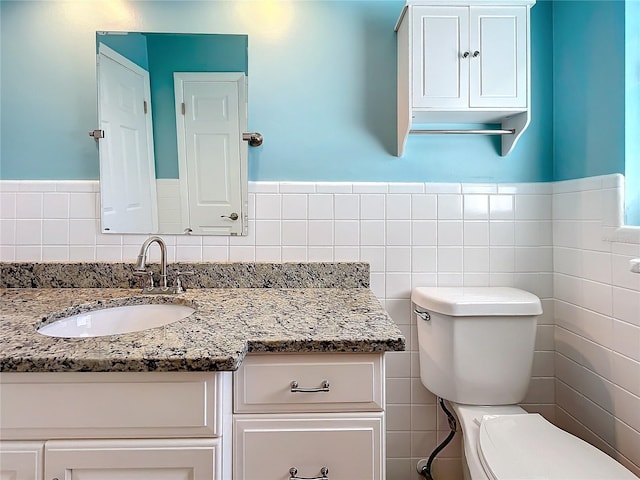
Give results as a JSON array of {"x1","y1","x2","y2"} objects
[{"x1": 478, "y1": 413, "x2": 638, "y2": 480}]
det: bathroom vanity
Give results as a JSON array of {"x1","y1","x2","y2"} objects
[{"x1": 0, "y1": 263, "x2": 404, "y2": 480}]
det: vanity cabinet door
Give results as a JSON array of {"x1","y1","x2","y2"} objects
[
  {"x1": 233, "y1": 414, "x2": 383, "y2": 480},
  {"x1": 44, "y1": 439, "x2": 218, "y2": 480},
  {"x1": 0, "y1": 441, "x2": 44, "y2": 480}
]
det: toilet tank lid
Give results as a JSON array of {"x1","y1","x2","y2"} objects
[{"x1": 411, "y1": 287, "x2": 542, "y2": 316}]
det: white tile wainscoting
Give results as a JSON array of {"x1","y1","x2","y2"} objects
[
  {"x1": 552, "y1": 175, "x2": 640, "y2": 476},
  {"x1": 1, "y1": 175, "x2": 638, "y2": 479}
]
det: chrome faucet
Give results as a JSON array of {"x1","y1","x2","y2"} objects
[{"x1": 135, "y1": 236, "x2": 169, "y2": 292}]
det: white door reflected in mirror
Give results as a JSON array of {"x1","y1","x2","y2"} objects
[
  {"x1": 97, "y1": 44, "x2": 158, "y2": 234},
  {"x1": 173, "y1": 72, "x2": 247, "y2": 236}
]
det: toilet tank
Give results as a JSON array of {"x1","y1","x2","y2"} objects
[{"x1": 412, "y1": 287, "x2": 542, "y2": 406}]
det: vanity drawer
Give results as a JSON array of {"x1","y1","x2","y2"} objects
[
  {"x1": 234, "y1": 353, "x2": 384, "y2": 413},
  {"x1": 0, "y1": 372, "x2": 229, "y2": 440},
  {"x1": 233, "y1": 414, "x2": 383, "y2": 480}
]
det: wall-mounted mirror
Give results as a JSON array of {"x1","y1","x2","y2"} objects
[{"x1": 95, "y1": 31, "x2": 249, "y2": 236}]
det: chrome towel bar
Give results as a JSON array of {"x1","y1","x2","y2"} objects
[{"x1": 410, "y1": 128, "x2": 515, "y2": 135}]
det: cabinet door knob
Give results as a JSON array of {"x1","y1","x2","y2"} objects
[
  {"x1": 472, "y1": 50, "x2": 480, "y2": 58},
  {"x1": 462, "y1": 51, "x2": 470, "y2": 58},
  {"x1": 289, "y1": 466, "x2": 329, "y2": 480}
]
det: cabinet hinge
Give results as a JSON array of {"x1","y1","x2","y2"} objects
[
  {"x1": 143, "y1": 100, "x2": 148, "y2": 114},
  {"x1": 181, "y1": 102, "x2": 186, "y2": 115}
]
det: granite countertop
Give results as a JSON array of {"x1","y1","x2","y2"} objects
[{"x1": 0, "y1": 287, "x2": 405, "y2": 373}]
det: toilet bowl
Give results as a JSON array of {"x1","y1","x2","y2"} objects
[{"x1": 413, "y1": 287, "x2": 638, "y2": 480}]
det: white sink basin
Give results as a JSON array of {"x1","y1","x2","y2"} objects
[{"x1": 37, "y1": 304, "x2": 195, "y2": 338}]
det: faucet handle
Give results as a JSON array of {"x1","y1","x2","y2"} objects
[
  {"x1": 173, "y1": 271, "x2": 195, "y2": 293},
  {"x1": 134, "y1": 270, "x2": 154, "y2": 288}
]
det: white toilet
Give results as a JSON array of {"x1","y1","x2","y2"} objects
[{"x1": 412, "y1": 286, "x2": 638, "y2": 480}]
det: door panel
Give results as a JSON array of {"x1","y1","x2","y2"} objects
[
  {"x1": 469, "y1": 7, "x2": 526, "y2": 108},
  {"x1": 97, "y1": 44, "x2": 157, "y2": 233},
  {"x1": 175, "y1": 73, "x2": 246, "y2": 235},
  {"x1": 412, "y1": 6, "x2": 469, "y2": 108}
]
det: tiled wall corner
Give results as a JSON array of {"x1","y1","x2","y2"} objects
[{"x1": 552, "y1": 175, "x2": 640, "y2": 476}]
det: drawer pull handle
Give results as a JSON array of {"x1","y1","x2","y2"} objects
[
  {"x1": 290, "y1": 380, "x2": 330, "y2": 393},
  {"x1": 289, "y1": 466, "x2": 329, "y2": 479}
]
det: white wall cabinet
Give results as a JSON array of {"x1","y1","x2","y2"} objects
[
  {"x1": 233, "y1": 353, "x2": 386, "y2": 480},
  {"x1": 396, "y1": 0, "x2": 535, "y2": 156},
  {"x1": 0, "y1": 372, "x2": 232, "y2": 480}
]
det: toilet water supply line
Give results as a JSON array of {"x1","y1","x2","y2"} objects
[{"x1": 418, "y1": 397, "x2": 458, "y2": 480}]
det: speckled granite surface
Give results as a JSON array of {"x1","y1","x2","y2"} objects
[
  {"x1": 0, "y1": 262, "x2": 369, "y2": 289},
  {"x1": 0, "y1": 288, "x2": 405, "y2": 373}
]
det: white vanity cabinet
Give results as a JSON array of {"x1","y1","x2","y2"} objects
[
  {"x1": 233, "y1": 353, "x2": 385, "y2": 480},
  {"x1": 396, "y1": 0, "x2": 535, "y2": 156},
  {"x1": 0, "y1": 372, "x2": 233, "y2": 480}
]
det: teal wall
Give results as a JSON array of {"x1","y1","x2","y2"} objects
[
  {"x1": 97, "y1": 32, "x2": 149, "y2": 70},
  {"x1": 552, "y1": 0, "x2": 626, "y2": 181},
  {"x1": 0, "y1": 0, "x2": 554, "y2": 183}
]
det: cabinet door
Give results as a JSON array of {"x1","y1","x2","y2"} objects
[
  {"x1": 469, "y1": 6, "x2": 527, "y2": 108},
  {"x1": 44, "y1": 439, "x2": 217, "y2": 480},
  {"x1": 234, "y1": 414, "x2": 383, "y2": 480},
  {"x1": 412, "y1": 6, "x2": 469, "y2": 109},
  {"x1": 0, "y1": 441, "x2": 44, "y2": 480}
]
